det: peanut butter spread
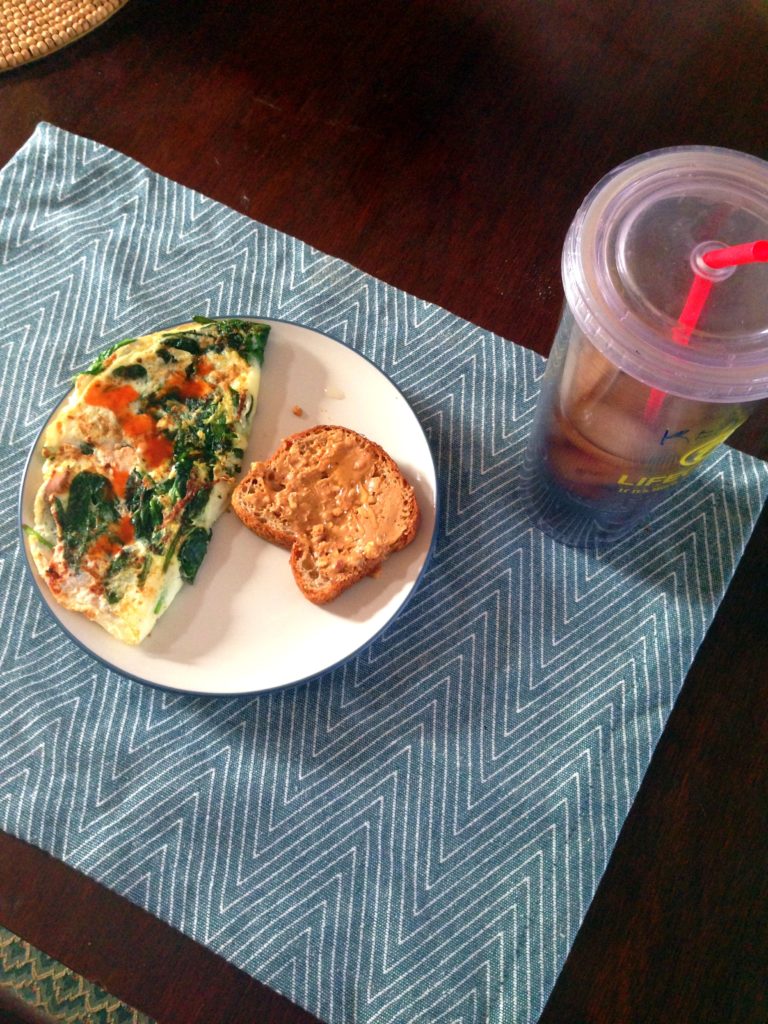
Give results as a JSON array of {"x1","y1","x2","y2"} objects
[
  {"x1": 232, "y1": 425, "x2": 420, "y2": 603},
  {"x1": 255, "y1": 437, "x2": 406, "y2": 561}
]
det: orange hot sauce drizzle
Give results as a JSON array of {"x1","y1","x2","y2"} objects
[
  {"x1": 84, "y1": 378, "x2": 173, "y2": 468},
  {"x1": 111, "y1": 467, "x2": 130, "y2": 499},
  {"x1": 84, "y1": 515, "x2": 135, "y2": 565},
  {"x1": 115, "y1": 515, "x2": 135, "y2": 544},
  {"x1": 164, "y1": 370, "x2": 212, "y2": 401},
  {"x1": 86, "y1": 533, "x2": 122, "y2": 561}
]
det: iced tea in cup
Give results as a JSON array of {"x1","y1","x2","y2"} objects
[{"x1": 526, "y1": 146, "x2": 768, "y2": 547}]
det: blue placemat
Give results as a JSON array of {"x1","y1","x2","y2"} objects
[{"x1": 2, "y1": 123, "x2": 767, "y2": 1024}]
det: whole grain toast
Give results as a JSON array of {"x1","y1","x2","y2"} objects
[{"x1": 231, "y1": 425, "x2": 420, "y2": 603}]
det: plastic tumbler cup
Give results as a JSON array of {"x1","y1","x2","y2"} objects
[{"x1": 526, "y1": 146, "x2": 768, "y2": 547}]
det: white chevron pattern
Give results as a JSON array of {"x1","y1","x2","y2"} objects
[{"x1": 1, "y1": 123, "x2": 767, "y2": 1024}]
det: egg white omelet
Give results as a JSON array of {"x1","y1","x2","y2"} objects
[{"x1": 25, "y1": 317, "x2": 269, "y2": 645}]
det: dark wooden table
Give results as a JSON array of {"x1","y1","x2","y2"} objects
[{"x1": 1, "y1": 2, "x2": 766, "y2": 1022}]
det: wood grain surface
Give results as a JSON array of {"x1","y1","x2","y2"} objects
[{"x1": 1, "y1": 1, "x2": 766, "y2": 1022}]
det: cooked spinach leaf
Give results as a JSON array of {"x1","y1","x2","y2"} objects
[
  {"x1": 165, "y1": 334, "x2": 201, "y2": 355},
  {"x1": 82, "y1": 338, "x2": 136, "y2": 376},
  {"x1": 241, "y1": 323, "x2": 269, "y2": 365},
  {"x1": 172, "y1": 395, "x2": 237, "y2": 484},
  {"x1": 138, "y1": 553, "x2": 152, "y2": 588},
  {"x1": 181, "y1": 487, "x2": 210, "y2": 526},
  {"x1": 22, "y1": 524, "x2": 54, "y2": 549},
  {"x1": 57, "y1": 471, "x2": 118, "y2": 567},
  {"x1": 104, "y1": 548, "x2": 134, "y2": 604},
  {"x1": 168, "y1": 454, "x2": 193, "y2": 503},
  {"x1": 162, "y1": 526, "x2": 183, "y2": 572},
  {"x1": 192, "y1": 316, "x2": 269, "y2": 365},
  {"x1": 178, "y1": 527, "x2": 211, "y2": 583},
  {"x1": 125, "y1": 471, "x2": 164, "y2": 543},
  {"x1": 223, "y1": 321, "x2": 269, "y2": 365},
  {"x1": 111, "y1": 363, "x2": 148, "y2": 380}
]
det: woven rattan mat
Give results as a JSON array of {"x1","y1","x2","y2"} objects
[
  {"x1": 1, "y1": 0, "x2": 129, "y2": 71},
  {"x1": 0, "y1": 925, "x2": 156, "y2": 1022}
]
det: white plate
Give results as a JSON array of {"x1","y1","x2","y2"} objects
[{"x1": 19, "y1": 319, "x2": 438, "y2": 696}]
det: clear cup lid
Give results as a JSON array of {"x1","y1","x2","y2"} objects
[{"x1": 563, "y1": 146, "x2": 768, "y2": 402}]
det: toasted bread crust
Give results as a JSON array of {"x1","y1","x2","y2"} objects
[{"x1": 232, "y1": 425, "x2": 419, "y2": 603}]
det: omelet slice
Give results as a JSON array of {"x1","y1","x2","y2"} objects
[{"x1": 26, "y1": 317, "x2": 269, "y2": 645}]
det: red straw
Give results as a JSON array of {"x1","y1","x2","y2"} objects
[
  {"x1": 643, "y1": 239, "x2": 768, "y2": 421},
  {"x1": 702, "y1": 239, "x2": 768, "y2": 268},
  {"x1": 673, "y1": 273, "x2": 714, "y2": 345}
]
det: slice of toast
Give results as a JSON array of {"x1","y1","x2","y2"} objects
[{"x1": 231, "y1": 425, "x2": 420, "y2": 603}]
